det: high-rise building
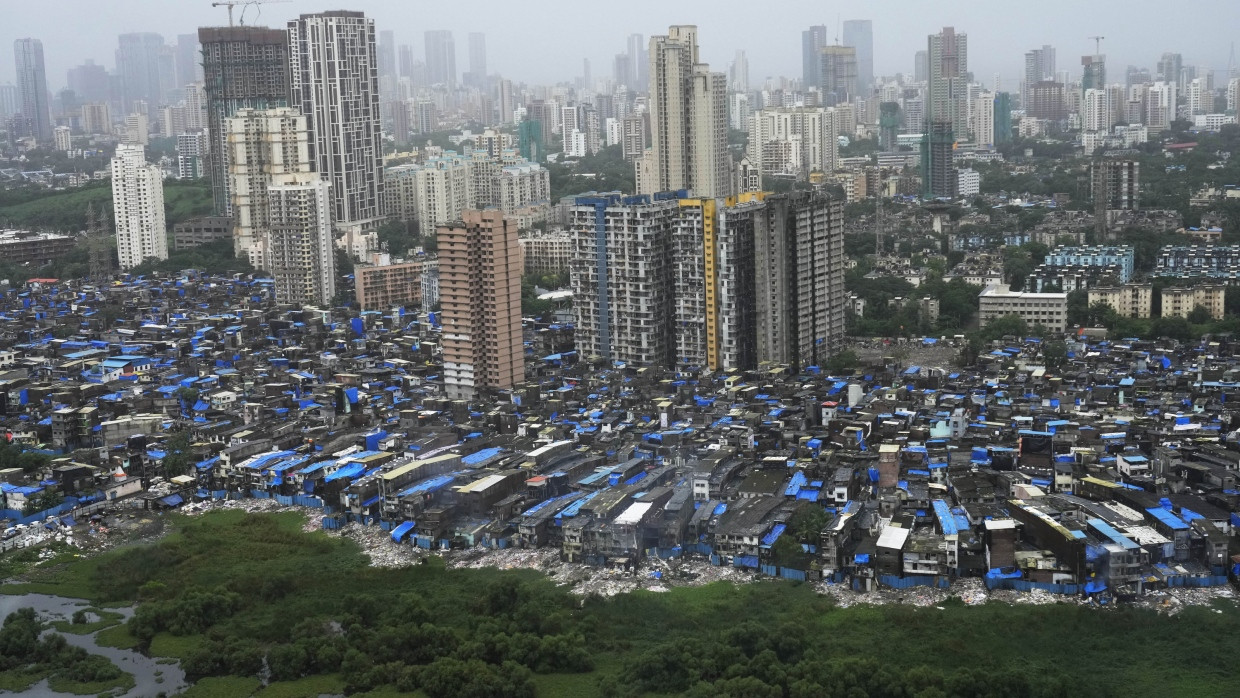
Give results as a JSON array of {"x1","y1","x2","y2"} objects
[
  {"x1": 226, "y1": 107, "x2": 313, "y2": 267},
  {"x1": 914, "y1": 50, "x2": 928, "y2": 83},
  {"x1": 646, "y1": 26, "x2": 732, "y2": 198},
  {"x1": 289, "y1": 11, "x2": 385, "y2": 233},
  {"x1": 674, "y1": 194, "x2": 767, "y2": 370},
  {"x1": 820, "y1": 46, "x2": 858, "y2": 106},
  {"x1": 748, "y1": 107, "x2": 839, "y2": 181},
  {"x1": 1026, "y1": 81, "x2": 1066, "y2": 120},
  {"x1": 1082, "y1": 54, "x2": 1106, "y2": 97},
  {"x1": 571, "y1": 192, "x2": 681, "y2": 366},
  {"x1": 116, "y1": 33, "x2": 171, "y2": 115},
  {"x1": 0, "y1": 84, "x2": 17, "y2": 122},
  {"x1": 1228, "y1": 78, "x2": 1239, "y2": 114},
  {"x1": 111, "y1": 144, "x2": 168, "y2": 269},
  {"x1": 921, "y1": 121, "x2": 956, "y2": 199},
  {"x1": 438, "y1": 210, "x2": 523, "y2": 399},
  {"x1": 13, "y1": 38, "x2": 51, "y2": 143},
  {"x1": 198, "y1": 26, "x2": 291, "y2": 216},
  {"x1": 1092, "y1": 158, "x2": 1139, "y2": 210},
  {"x1": 927, "y1": 27, "x2": 969, "y2": 136},
  {"x1": 994, "y1": 92, "x2": 1013, "y2": 144},
  {"x1": 1082, "y1": 88, "x2": 1112, "y2": 133},
  {"x1": 1023, "y1": 45, "x2": 1055, "y2": 106},
  {"x1": 1158, "y1": 52, "x2": 1183, "y2": 88},
  {"x1": 398, "y1": 44, "x2": 414, "y2": 79},
  {"x1": 1146, "y1": 81, "x2": 1176, "y2": 131},
  {"x1": 53, "y1": 126, "x2": 71, "y2": 152},
  {"x1": 971, "y1": 89, "x2": 995, "y2": 146},
  {"x1": 425, "y1": 30, "x2": 456, "y2": 88},
  {"x1": 753, "y1": 191, "x2": 846, "y2": 369},
  {"x1": 66, "y1": 60, "x2": 110, "y2": 105},
  {"x1": 268, "y1": 172, "x2": 335, "y2": 305},
  {"x1": 378, "y1": 30, "x2": 397, "y2": 86},
  {"x1": 802, "y1": 25, "x2": 828, "y2": 90},
  {"x1": 176, "y1": 33, "x2": 201, "y2": 88},
  {"x1": 842, "y1": 20, "x2": 874, "y2": 94},
  {"x1": 730, "y1": 50, "x2": 749, "y2": 93},
  {"x1": 177, "y1": 130, "x2": 207, "y2": 179},
  {"x1": 627, "y1": 33, "x2": 648, "y2": 92},
  {"x1": 467, "y1": 32, "x2": 487, "y2": 86},
  {"x1": 81, "y1": 103, "x2": 111, "y2": 134}
]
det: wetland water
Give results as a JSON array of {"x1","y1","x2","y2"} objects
[{"x1": 0, "y1": 593, "x2": 188, "y2": 697}]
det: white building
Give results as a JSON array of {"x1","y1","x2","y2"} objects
[
  {"x1": 1145, "y1": 82, "x2": 1176, "y2": 131},
  {"x1": 176, "y1": 130, "x2": 208, "y2": 179},
  {"x1": 226, "y1": 107, "x2": 313, "y2": 269},
  {"x1": 645, "y1": 26, "x2": 732, "y2": 198},
  {"x1": 956, "y1": 168, "x2": 980, "y2": 197},
  {"x1": 605, "y1": 117, "x2": 623, "y2": 147},
  {"x1": 1192, "y1": 114, "x2": 1236, "y2": 132},
  {"x1": 111, "y1": 144, "x2": 167, "y2": 269},
  {"x1": 1082, "y1": 88, "x2": 1112, "y2": 133},
  {"x1": 1185, "y1": 77, "x2": 1209, "y2": 116},
  {"x1": 1228, "y1": 78, "x2": 1239, "y2": 114},
  {"x1": 970, "y1": 89, "x2": 994, "y2": 147},
  {"x1": 53, "y1": 125, "x2": 71, "y2": 152},
  {"x1": 288, "y1": 10, "x2": 384, "y2": 233},
  {"x1": 978, "y1": 283, "x2": 1067, "y2": 334},
  {"x1": 747, "y1": 107, "x2": 839, "y2": 183},
  {"x1": 267, "y1": 173, "x2": 335, "y2": 305}
]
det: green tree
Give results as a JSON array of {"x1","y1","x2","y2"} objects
[
  {"x1": 825, "y1": 350, "x2": 859, "y2": 374},
  {"x1": 22, "y1": 489, "x2": 65, "y2": 516},
  {"x1": 1042, "y1": 339, "x2": 1068, "y2": 368},
  {"x1": 161, "y1": 430, "x2": 194, "y2": 478}
]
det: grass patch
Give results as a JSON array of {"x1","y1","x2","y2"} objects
[
  {"x1": 94, "y1": 624, "x2": 141, "y2": 650},
  {"x1": 0, "y1": 669, "x2": 44, "y2": 692},
  {"x1": 255, "y1": 673, "x2": 347, "y2": 697},
  {"x1": 182, "y1": 676, "x2": 261, "y2": 698},
  {"x1": 46, "y1": 670, "x2": 135, "y2": 695},
  {"x1": 149, "y1": 631, "x2": 203, "y2": 659},
  {"x1": 50, "y1": 608, "x2": 125, "y2": 635},
  {"x1": 28, "y1": 510, "x2": 1240, "y2": 698},
  {"x1": 530, "y1": 671, "x2": 603, "y2": 698}
]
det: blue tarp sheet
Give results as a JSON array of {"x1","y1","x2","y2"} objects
[
  {"x1": 390, "y1": 520, "x2": 416, "y2": 542},
  {"x1": 159, "y1": 493, "x2": 184, "y2": 507}
]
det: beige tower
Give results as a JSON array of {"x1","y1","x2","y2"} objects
[{"x1": 438, "y1": 210, "x2": 524, "y2": 399}]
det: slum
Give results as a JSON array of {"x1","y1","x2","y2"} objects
[{"x1": 2, "y1": 270, "x2": 1239, "y2": 605}]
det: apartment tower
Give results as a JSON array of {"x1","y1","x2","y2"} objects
[
  {"x1": 111, "y1": 144, "x2": 168, "y2": 269},
  {"x1": 438, "y1": 210, "x2": 523, "y2": 399},
  {"x1": 289, "y1": 11, "x2": 385, "y2": 233}
]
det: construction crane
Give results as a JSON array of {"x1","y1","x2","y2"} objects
[
  {"x1": 211, "y1": 0, "x2": 290, "y2": 27},
  {"x1": 1089, "y1": 36, "x2": 1105, "y2": 55}
]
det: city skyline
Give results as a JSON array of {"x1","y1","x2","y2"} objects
[{"x1": 3, "y1": 1, "x2": 1236, "y2": 93}]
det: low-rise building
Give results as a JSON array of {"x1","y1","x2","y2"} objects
[
  {"x1": 1161, "y1": 285, "x2": 1225, "y2": 320},
  {"x1": 978, "y1": 283, "x2": 1068, "y2": 333},
  {"x1": 1088, "y1": 284, "x2": 1153, "y2": 318}
]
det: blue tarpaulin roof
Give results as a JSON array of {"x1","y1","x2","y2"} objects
[
  {"x1": 159, "y1": 493, "x2": 184, "y2": 507},
  {"x1": 390, "y1": 520, "x2": 416, "y2": 542}
]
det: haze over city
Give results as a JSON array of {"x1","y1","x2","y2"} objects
[{"x1": 3, "y1": 0, "x2": 1237, "y2": 89}]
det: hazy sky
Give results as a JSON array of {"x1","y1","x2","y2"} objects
[{"x1": 3, "y1": 0, "x2": 1237, "y2": 92}]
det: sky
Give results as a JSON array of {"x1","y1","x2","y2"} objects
[{"x1": 3, "y1": 0, "x2": 1237, "y2": 92}]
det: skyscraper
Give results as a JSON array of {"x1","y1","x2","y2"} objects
[
  {"x1": 378, "y1": 30, "x2": 397, "y2": 84},
  {"x1": 820, "y1": 46, "x2": 858, "y2": 106},
  {"x1": 289, "y1": 11, "x2": 384, "y2": 232},
  {"x1": 842, "y1": 20, "x2": 874, "y2": 94},
  {"x1": 1024, "y1": 45, "x2": 1055, "y2": 107},
  {"x1": 972, "y1": 89, "x2": 995, "y2": 146},
  {"x1": 268, "y1": 173, "x2": 336, "y2": 306},
  {"x1": 994, "y1": 92, "x2": 1013, "y2": 144},
  {"x1": 921, "y1": 121, "x2": 956, "y2": 199},
  {"x1": 198, "y1": 25, "x2": 290, "y2": 215},
  {"x1": 467, "y1": 32, "x2": 487, "y2": 86},
  {"x1": 425, "y1": 30, "x2": 456, "y2": 88},
  {"x1": 927, "y1": 27, "x2": 969, "y2": 136},
  {"x1": 398, "y1": 45, "x2": 414, "y2": 79},
  {"x1": 802, "y1": 25, "x2": 828, "y2": 90},
  {"x1": 627, "y1": 33, "x2": 647, "y2": 92},
  {"x1": 111, "y1": 144, "x2": 167, "y2": 269},
  {"x1": 13, "y1": 38, "x2": 51, "y2": 143},
  {"x1": 66, "y1": 60, "x2": 111, "y2": 104},
  {"x1": 1082, "y1": 55, "x2": 1106, "y2": 96},
  {"x1": 438, "y1": 210, "x2": 523, "y2": 399},
  {"x1": 0, "y1": 84, "x2": 19, "y2": 122},
  {"x1": 753, "y1": 191, "x2": 846, "y2": 369},
  {"x1": 914, "y1": 50, "x2": 928, "y2": 83},
  {"x1": 226, "y1": 107, "x2": 313, "y2": 267},
  {"x1": 176, "y1": 34, "x2": 201, "y2": 87},
  {"x1": 730, "y1": 50, "x2": 749, "y2": 92},
  {"x1": 571, "y1": 192, "x2": 681, "y2": 367},
  {"x1": 646, "y1": 26, "x2": 732, "y2": 199},
  {"x1": 116, "y1": 33, "x2": 170, "y2": 114}
]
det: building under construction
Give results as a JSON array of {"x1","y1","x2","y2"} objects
[
  {"x1": 920, "y1": 120, "x2": 956, "y2": 199},
  {"x1": 198, "y1": 26, "x2": 291, "y2": 216}
]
